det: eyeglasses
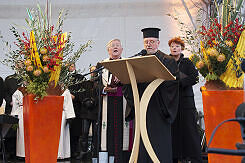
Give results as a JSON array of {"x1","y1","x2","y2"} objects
[
  {"x1": 109, "y1": 43, "x2": 122, "y2": 48},
  {"x1": 144, "y1": 40, "x2": 158, "y2": 45}
]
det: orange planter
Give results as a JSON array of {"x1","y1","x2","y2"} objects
[
  {"x1": 202, "y1": 90, "x2": 244, "y2": 163},
  {"x1": 23, "y1": 95, "x2": 64, "y2": 163}
]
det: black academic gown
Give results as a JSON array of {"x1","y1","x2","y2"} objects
[
  {"x1": 171, "y1": 54, "x2": 202, "y2": 162},
  {"x1": 4, "y1": 74, "x2": 21, "y2": 157},
  {"x1": 123, "y1": 50, "x2": 179, "y2": 163}
]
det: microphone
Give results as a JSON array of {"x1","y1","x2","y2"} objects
[
  {"x1": 93, "y1": 66, "x2": 104, "y2": 73},
  {"x1": 236, "y1": 103, "x2": 245, "y2": 141},
  {"x1": 82, "y1": 66, "x2": 104, "y2": 77},
  {"x1": 236, "y1": 103, "x2": 245, "y2": 118},
  {"x1": 129, "y1": 49, "x2": 147, "y2": 58}
]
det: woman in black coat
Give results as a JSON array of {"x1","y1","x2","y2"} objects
[{"x1": 168, "y1": 37, "x2": 202, "y2": 163}]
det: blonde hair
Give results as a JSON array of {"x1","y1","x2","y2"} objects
[
  {"x1": 89, "y1": 65, "x2": 96, "y2": 72},
  {"x1": 106, "y1": 39, "x2": 121, "y2": 51}
]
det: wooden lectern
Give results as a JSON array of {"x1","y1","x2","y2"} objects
[{"x1": 100, "y1": 55, "x2": 176, "y2": 163}]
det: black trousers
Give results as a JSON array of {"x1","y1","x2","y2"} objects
[
  {"x1": 70, "y1": 118, "x2": 82, "y2": 155},
  {"x1": 80, "y1": 119, "x2": 98, "y2": 157}
]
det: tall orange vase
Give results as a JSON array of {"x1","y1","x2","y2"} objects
[
  {"x1": 23, "y1": 95, "x2": 64, "y2": 163},
  {"x1": 202, "y1": 90, "x2": 244, "y2": 163}
]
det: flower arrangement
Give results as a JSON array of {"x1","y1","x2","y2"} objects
[
  {"x1": 2, "y1": 4, "x2": 92, "y2": 99},
  {"x1": 169, "y1": 0, "x2": 245, "y2": 89},
  {"x1": 191, "y1": 17, "x2": 244, "y2": 82}
]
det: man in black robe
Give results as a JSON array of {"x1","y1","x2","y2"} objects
[
  {"x1": 4, "y1": 74, "x2": 20, "y2": 114},
  {"x1": 3, "y1": 73, "x2": 22, "y2": 159},
  {"x1": 4, "y1": 61, "x2": 24, "y2": 159},
  {"x1": 68, "y1": 63, "x2": 85, "y2": 158},
  {"x1": 123, "y1": 28, "x2": 179, "y2": 162},
  {"x1": 4, "y1": 60, "x2": 24, "y2": 114}
]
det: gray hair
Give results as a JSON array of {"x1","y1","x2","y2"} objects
[{"x1": 106, "y1": 39, "x2": 121, "y2": 51}]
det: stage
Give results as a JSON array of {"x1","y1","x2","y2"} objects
[{"x1": 6, "y1": 157, "x2": 92, "y2": 163}]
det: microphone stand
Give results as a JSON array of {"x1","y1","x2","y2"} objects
[
  {"x1": 96, "y1": 68, "x2": 103, "y2": 162},
  {"x1": 82, "y1": 66, "x2": 104, "y2": 78}
]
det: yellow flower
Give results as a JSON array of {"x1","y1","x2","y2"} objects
[
  {"x1": 33, "y1": 69, "x2": 42, "y2": 76},
  {"x1": 26, "y1": 65, "x2": 33, "y2": 71},
  {"x1": 200, "y1": 86, "x2": 207, "y2": 92},
  {"x1": 196, "y1": 60, "x2": 205, "y2": 69},
  {"x1": 206, "y1": 47, "x2": 219, "y2": 56},
  {"x1": 52, "y1": 57, "x2": 57, "y2": 62},
  {"x1": 189, "y1": 54, "x2": 195, "y2": 61},
  {"x1": 43, "y1": 66, "x2": 49, "y2": 73},
  {"x1": 24, "y1": 59, "x2": 32, "y2": 66},
  {"x1": 40, "y1": 47, "x2": 48, "y2": 55},
  {"x1": 225, "y1": 40, "x2": 234, "y2": 47},
  {"x1": 43, "y1": 55, "x2": 49, "y2": 62},
  {"x1": 212, "y1": 40, "x2": 218, "y2": 45},
  {"x1": 217, "y1": 54, "x2": 226, "y2": 62}
]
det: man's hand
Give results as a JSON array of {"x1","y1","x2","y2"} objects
[
  {"x1": 113, "y1": 76, "x2": 120, "y2": 84},
  {"x1": 104, "y1": 86, "x2": 117, "y2": 93},
  {"x1": 71, "y1": 94, "x2": 75, "y2": 100}
]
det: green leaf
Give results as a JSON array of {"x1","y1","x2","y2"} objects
[{"x1": 231, "y1": 0, "x2": 244, "y2": 22}]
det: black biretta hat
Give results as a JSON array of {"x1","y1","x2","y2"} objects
[{"x1": 141, "y1": 27, "x2": 161, "y2": 38}]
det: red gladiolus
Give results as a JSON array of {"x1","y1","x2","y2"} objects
[
  {"x1": 202, "y1": 26, "x2": 206, "y2": 31},
  {"x1": 218, "y1": 24, "x2": 221, "y2": 30}
]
